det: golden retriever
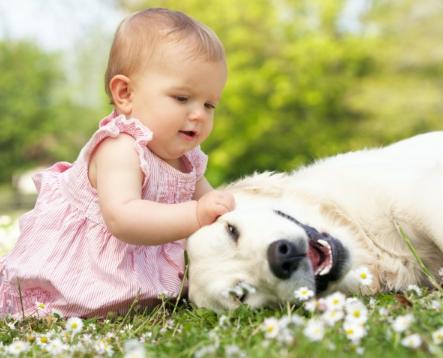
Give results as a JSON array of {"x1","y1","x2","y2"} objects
[{"x1": 187, "y1": 132, "x2": 443, "y2": 311}]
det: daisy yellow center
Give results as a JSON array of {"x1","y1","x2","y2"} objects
[{"x1": 266, "y1": 325, "x2": 276, "y2": 333}]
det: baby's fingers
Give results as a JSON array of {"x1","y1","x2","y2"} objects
[
  {"x1": 216, "y1": 192, "x2": 236, "y2": 212},
  {"x1": 213, "y1": 203, "x2": 232, "y2": 218}
]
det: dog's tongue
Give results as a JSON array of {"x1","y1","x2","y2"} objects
[
  {"x1": 308, "y1": 240, "x2": 332, "y2": 275},
  {"x1": 308, "y1": 243, "x2": 322, "y2": 270}
]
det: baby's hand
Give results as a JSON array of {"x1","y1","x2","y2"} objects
[{"x1": 196, "y1": 190, "x2": 235, "y2": 227}]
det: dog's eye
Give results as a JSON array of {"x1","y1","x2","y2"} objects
[
  {"x1": 226, "y1": 223, "x2": 239, "y2": 242},
  {"x1": 237, "y1": 291, "x2": 248, "y2": 303}
]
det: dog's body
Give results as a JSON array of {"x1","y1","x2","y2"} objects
[{"x1": 187, "y1": 132, "x2": 443, "y2": 311}]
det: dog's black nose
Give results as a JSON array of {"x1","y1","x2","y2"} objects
[{"x1": 267, "y1": 239, "x2": 305, "y2": 279}]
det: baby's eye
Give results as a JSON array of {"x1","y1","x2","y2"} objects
[
  {"x1": 205, "y1": 102, "x2": 216, "y2": 110},
  {"x1": 174, "y1": 96, "x2": 188, "y2": 103}
]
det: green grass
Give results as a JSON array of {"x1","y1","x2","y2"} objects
[
  {"x1": 1, "y1": 290, "x2": 443, "y2": 357},
  {"x1": 1, "y1": 217, "x2": 443, "y2": 357}
]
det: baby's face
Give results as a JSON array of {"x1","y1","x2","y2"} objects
[{"x1": 129, "y1": 42, "x2": 227, "y2": 166}]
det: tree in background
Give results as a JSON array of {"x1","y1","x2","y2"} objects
[
  {"x1": 0, "y1": 41, "x2": 60, "y2": 183},
  {"x1": 347, "y1": 0, "x2": 443, "y2": 143},
  {"x1": 1, "y1": 0, "x2": 442, "y2": 187},
  {"x1": 119, "y1": 0, "x2": 443, "y2": 185},
  {"x1": 0, "y1": 41, "x2": 103, "y2": 184},
  {"x1": 120, "y1": 0, "x2": 375, "y2": 184}
]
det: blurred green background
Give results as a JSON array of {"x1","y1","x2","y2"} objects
[{"x1": 1, "y1": 0, "x2": 443, "y2": 211}]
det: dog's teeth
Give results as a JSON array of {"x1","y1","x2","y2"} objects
[
  {"x1": 317, "y1": 239, "x2": 330, "y2": 249},
  {"x1": 319, "y1": 264, "x2": 332, "y2": 276}
]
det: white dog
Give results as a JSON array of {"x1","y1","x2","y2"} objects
[{"x1": 187, "y1": 132, "x2": 443, "y2": 311}]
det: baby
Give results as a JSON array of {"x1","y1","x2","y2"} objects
[{"x1": 0, "y1": 8, "x2": 234, "y2": 318}]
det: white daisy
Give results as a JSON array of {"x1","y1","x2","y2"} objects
[
  {"x1": 35, "y1": 301, "x2": 47, "y2": 312},
  {"x1": 431, "y1": 300, "x2": 441, "y2": 310},
  {"x1": 392, "y1": 314, "x2": 414, "y2": 333},
  {"x1": 324, "y1": 291, "x2": 346, "y2": 311},
  {"x1": 343, "y1": 321, "x2": 367, "y2": 343},
  {"x1": 352, "y1": 266, "x2": 373, "y2": 286},
  {"x1": 322, "y1": 309, "x2": 344, "y2": 326},
  {"x1": 224, "y1": 344, "x2": 245, "y2": 358},
  {"x1": 303, "y1": 319, "x2": 325, "y2": 341},
  {"x1": 124, "y1": 348, "x2": 146, "y2": 358},
  {"x1": 345, "y1": 300, "x2": 368, "y2": 325},
  {"x1": 277, "y1": 329, "x2": 294, "y2": 344},
  {"x1": 304, "y1": 299, "x2": 318, "y2": 312},
  {"x1": 124, "y1": 339, "x2": 144, "y2": 351},
  {"x1": 294, "y1": 286, "x2": 314, "y2": 301},
  {"x1": 289, "y1": 314, "x2": 305, "y2": 326},
  {"x1": 355, "y1": 346, "x2": 365, "y2": 355},
  {"x1": 124, "y1": 344, "x2": 147, "y2": 358},
  {"x1": 94, "y1": 339, "x2": 114, "y2": 356},
  {"x1": 378, "y1": 307, "x2": 389, "y2": 317},
  {"x1": 46, "y1": 338, "x2": 67, "y2": 355},
  {"x1": 262, "y1": 317, "x2": 280, "y2": 339},
  {"x1": 401, "y1": 333, "x2": 422, "y2": 349},
  {"x1": 6, "y1": 340, "x2": 30, "y2": 356},
  {"x1": 194, "y1": 345, "x2": 217, "y2": 358},
  {"x1": 432, "y1": 327, "x2": 443, "y2": 345},
  {"x1": 66, "y1": 317, "x2": 84, "y2": 334},
  {"x1": 277, "y1": 315, "x2": 290, "y2": 328},
  {"x1": 35, "y1": 334, "x2": 51, "y2": 347}
]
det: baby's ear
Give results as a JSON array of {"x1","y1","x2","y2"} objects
[{"x1": 109, "y1": 75, "x2": 133, "y2": 115}]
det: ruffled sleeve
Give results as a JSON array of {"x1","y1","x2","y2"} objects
[
  {"x1": 187, "y1": 146, "x2": 208, "y2": 180},
  {"x1": 79, "y1": 112, "x2": 154, "y2": 186}
]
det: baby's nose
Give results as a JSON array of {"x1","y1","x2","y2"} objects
[{"x1": 189, "y1": 107, "x2": 209, "y2": 121}]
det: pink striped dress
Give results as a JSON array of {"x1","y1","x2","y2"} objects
[{"x1": 0, "y1": 112, "x2": 207, "y2": 318}]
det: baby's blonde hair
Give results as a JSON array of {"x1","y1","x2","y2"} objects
[{"x1": 104, "y1": 8, "x2": 226, "y2": 103}]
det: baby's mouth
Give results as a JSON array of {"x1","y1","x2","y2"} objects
[{"x1": 179, "y1": 130, "x2": 197, "y2": 139}]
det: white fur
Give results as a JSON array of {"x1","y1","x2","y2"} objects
[{"x1": 187, "y1": 132, "x2": 443, "y2": 311}]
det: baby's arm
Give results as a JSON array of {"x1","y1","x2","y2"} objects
[{"x1": 91, "y1": 134, "x2": 200, "y2": 245}]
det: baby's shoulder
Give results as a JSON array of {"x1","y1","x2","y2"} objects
[{"x1": 88, "y1": 133, "x2": 141, "y2": 188}]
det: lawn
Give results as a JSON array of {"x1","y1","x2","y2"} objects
[
  {"x1": 1, "y1": 290, "x2": 443, "y2": 357},
  {"x1": 1, "y1": 216, "x2": 443, "y2": 357}
]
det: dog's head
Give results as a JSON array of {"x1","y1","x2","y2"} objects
[{"x1": 187, "y1": 206, "x2": 350, "y2": 312}]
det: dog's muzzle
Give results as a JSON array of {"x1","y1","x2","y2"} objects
[{"x1": 271, "y1": 210, "x2": 350, "y2": 293}]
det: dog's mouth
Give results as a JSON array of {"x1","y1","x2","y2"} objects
[
  {"x1": 308, "y1": 239, "x2": 333, "y2": 276},
  {"x1": 306, "y1": 230, "x2": 349, "y2": 293}
]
